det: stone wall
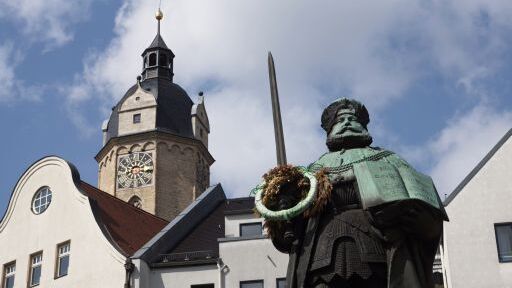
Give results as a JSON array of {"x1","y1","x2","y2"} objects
[{"x1": 97, "y1": 133, "x2": 213, "y2": 221}]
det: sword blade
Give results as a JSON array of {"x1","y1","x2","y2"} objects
[{"x1": 268, "y1": 52, "x2": 287, "y2": 166}]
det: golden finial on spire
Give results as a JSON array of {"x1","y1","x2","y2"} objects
[
  {"x1": 155, "y1": 9, "x2": 163, "y2": 21},
  {"x1": 155, "y1": 0, "x2": 163, "y2": 34}
]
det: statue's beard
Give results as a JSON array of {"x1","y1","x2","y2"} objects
[{"x1": 326, "y1": 132, "x2": 373, "y2": 151}]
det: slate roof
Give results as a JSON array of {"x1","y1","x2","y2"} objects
[
  {"x1": 104, "y1": 77, "x2": 194, "y2": 143},
  {"x1": 154, "y1": 197, "x2": 256, "y2": 266},
  {"x1": 444, "y1": 128, "x2": 512, "y2": 206},
  {"x1": 79, "y1": 181, "x2": 168, "y2": 256},
  {"x1": 168, "y1": 201, "x2": 225, "y2": 261},
  {"x1": 147, "y1": 33, "x2": 170, "y2": 51},
  {"x1": 224, "y1": 197, "x2": 255, "y2": 214},
  {"x1": 132, "y1": 184, "x2": 226, "y2": 263}
]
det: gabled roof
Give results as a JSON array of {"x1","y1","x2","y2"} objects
[
  {"x1": 168, "y1": 197, "x2": 255, "y2": 254},
  {"x1": 444, "y1": 128, "x2": 512, "y2": 206},
  {"x1": 166, "y1": 200, "x2": 225, "y2": 264},
  {"x1": 79, "y1": 181, "x2": 168, "y2": 256},
  {"x1": 151, "y1": 197, "x2": 256, "y2": 267},
  {"x1": 132, "y1": 184, "x2": 226, "y2": 264}
]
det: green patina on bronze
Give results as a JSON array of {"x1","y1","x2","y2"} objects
[
  {"x1": 261, "y1": 97, "x2": 448, "y2": 288},
  {"x1": 308, "y1": 147, "x2": 446, "y2": 215}
]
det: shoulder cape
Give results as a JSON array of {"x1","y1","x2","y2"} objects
[{"x1": 309, "y1": 148, "x2": 448, "y2": 220}]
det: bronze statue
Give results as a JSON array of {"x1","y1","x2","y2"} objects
[{"x1": 255, "y1": 98, "x2": 447, "y2": 288}]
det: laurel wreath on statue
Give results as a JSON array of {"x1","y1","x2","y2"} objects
[
  {"x1": 251, "y1": 164, "x2": 336, "y2": 222},
  {"x1": 254, "y1": 167, "x2": 317, "y2": 220}
]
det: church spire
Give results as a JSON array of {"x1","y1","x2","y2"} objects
[{"x1": 141, "y1": 8, "x2": 175, "y2": 81}]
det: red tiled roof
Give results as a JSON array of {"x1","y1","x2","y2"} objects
[{"x1": 79, "y1": 181, "x2": 168, "y2": 256}]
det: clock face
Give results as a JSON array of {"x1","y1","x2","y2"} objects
[{"x1": 117, "y1": 152, "x2": 154, "y2": 189}]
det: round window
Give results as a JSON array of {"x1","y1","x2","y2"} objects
[{"x1": 32, "y1": 187, "x2": 52, "y2": 214}]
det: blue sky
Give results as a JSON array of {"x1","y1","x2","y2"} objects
[{"x1": 2, "y1": 0, "x2": 512, "y2": 216}]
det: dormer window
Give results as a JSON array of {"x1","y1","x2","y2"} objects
[
  {"x1": 149, "y1": 53, "x2": 157, "y2": 66},
  {"x1": 133, "y1": 114, "x2": 141, "y2": 124}
]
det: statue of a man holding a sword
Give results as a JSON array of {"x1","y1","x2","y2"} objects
[{"x1": 254, "y1": 53, "x2": 447, "y2": 288}]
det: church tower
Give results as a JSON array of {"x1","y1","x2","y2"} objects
[{"x1": 95, "y1": 10, "x2": 214, "y2": 221}]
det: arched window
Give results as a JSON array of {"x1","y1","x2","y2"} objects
[
  {"x1": 128, "y1": 196, "x2": 143, "y2": 209},
  {"x1": 149, "y1": 53, "x2": 157, "y2": 66},
  {"x1": 159, "y1": 54, "x2": 167, "y2": 66}
]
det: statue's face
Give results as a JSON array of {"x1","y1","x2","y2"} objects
[
  {"x1": 326, "y1": 112, "x2": 372, "y2": 150},
  {"x1": 329, "y1": 113, "x2": 365, "y2": 138}
]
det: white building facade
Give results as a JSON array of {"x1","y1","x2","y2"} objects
[
  {"x1": 442, "y1": 129, "x2": 512, "y2": 288},
  {"x1": 131, "y1": 185, "x2": 288, "y2": 288},
  {"x1": 0, "y1": 157, "x2": 126, "y2": 287},
  {"x1": 0, "y1": 156, "x2": 168, "y2": 288}
]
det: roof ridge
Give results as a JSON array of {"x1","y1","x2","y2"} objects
[
  {"x1": 444, "y1": 128, "x2": 512, "y2": 206},
  {"x1": 79, "y1": 181, "x2": 168, "y2": 224}
]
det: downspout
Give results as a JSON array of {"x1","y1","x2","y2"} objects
[
  {"x1": 124, "y1": 258, "x2": 135, "y2": 288},
  {"x1": 217, "y1": 258, "x2": 229, "y2": 288}
]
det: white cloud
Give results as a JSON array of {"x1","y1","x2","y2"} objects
[
  {"x1": 0, "y1": 44, "x2": 17, "y2": 101},
  {"x1": 206, "y1": 85, "x2": 326, "y2": 197},
  {"x1": 0, "y1": 43, "x2": 42, "y2": 103},
  {"x1": 0, "y1": 0, "x2": 93, "y2": 107},
  {"x1": 427, "y1": 104, "x2": 512, "y2": 197},
  {"x1": 0, "y1": 0, "x2": 93, "y2": 48},
  {"x1": 65, "y1": 0, "x2": 512, "y2": 197}
]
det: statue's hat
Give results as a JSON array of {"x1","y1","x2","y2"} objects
[{"x1": 321, "y1": 98, "x2": 370, "y2": 132}]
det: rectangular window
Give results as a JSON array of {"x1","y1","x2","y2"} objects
[
  {"x1": 495, "y1": 223, "x2": 512, "y2": 262},
  {"x1": 240, "y1": 280, "x2": 263, "y2": 288},
  {"x1": 276, "y1": 278, "x2": 286, "y2": 288},
  {"x1": 133, "y1": 113, "x2": 141, "y2": 124},
  {"x1": 240, "y1": 222, "x2": 263, "y2": 237},
  {"x1": 2, "y1": 262, "x2": 15, "y2": 288},
  {"x1": 191, "y1": 284, "x2": 214, "y2": 288},
  {"x1": 56, "y1": 241, "x2": 70, "y2": 278},
  {"x1": 29, "y1": 253, "x2": 42, "y2": 287}
]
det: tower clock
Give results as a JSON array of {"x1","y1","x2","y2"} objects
[{"x1": 117, "y1": 152, "x2": 154, "y2": 189}]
